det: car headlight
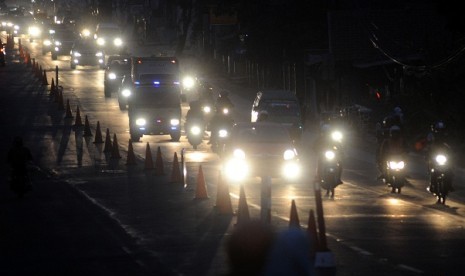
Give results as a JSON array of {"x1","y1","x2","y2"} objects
[
  {"x1": 113, "y1": 38, "x2": 123, "y2": 46},
  {"x1": 121, "y1": 89, "x2": 131, "y2": 97},
  {"x1": 225, "y1": 159, "x2": 249, "y2": 182},
  {"x1": 73, "y1": 52, "x2": 81, "y2": 57},
  {"x1": 283, "y1": 149, "x2": 296, "y2": 160},
  {"x1": 202, "y1": 105, "x2": 211, "y2": 113},
  {"x1": 282, "y1": 162, "x2": 301, "y2": 180},
  {"x1": 190, "y1": 125, "x2": 202, "y2": 135},
  {"x1": 96, "y1": 52, "x2": 103, "y2": 57},
  {"x1": 43, "y1": 39, "x2": 52, "y2": 46},
  {"x1": 108, "y1": 72, "x2": 117, "y2": 80},
  {"x1": 388, "y1": 161, "x2": 405, "y2": 170},
  {"x1": 136, "y1": 118, "x2": 146, "y2": 126},
  {"x1": 435, "y1": 154, "x2": 447, "y2": 166},
  {"x1": 170, "y1": 119, "x2": 180, "y2": 126},
  {"x1": 97, "y1": 38, "x2": 105, "y2": 45},
  {"x1": 182, "y1": 76, "x2": 195, "y2": 89},
  {"x1": 325, "y1": 150, "x2": 335, "y2": 160},
  {"x1": 218, "y1": 129, "x2": 228, "y2": 138},
  {"x1": 331, "y1": 131, "x2": 343, "y2": 143},
  {"x1": 54, "y1": 40, "x2": 61, "y2": 46},
  {"x1": 233, "y1": 149, "x2": 246, "y2": 159},
  {"x1": 81, "y1": 29, "x2": 91, "y2": 37}
]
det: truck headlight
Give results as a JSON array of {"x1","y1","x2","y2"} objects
[{"x1": 136, "y1": 118, "x2": 146, "y2": 126}]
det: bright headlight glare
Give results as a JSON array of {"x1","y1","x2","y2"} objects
[
  {"x1": 225, "y1": 159, "x2": 249, "y2": 182},
  {"x1": 331, "y1": 131, "x2": 343, "y2": 143},
  {"x1": 389, "y1": 161, "x2": 405, "y2": 170},
  {"x1": 81, "y1": 29, "x2": 90, "y2": 37},
  {"x1": 49, "y1": 29, "x2": 55, "y2": 34},
  {"x1": 73, "y1": 52, "x2": 81, "y2": 57},
  {"x1": 114, "y1": 38, "x2": 123, "y2": 46},
  {"x1": 135, "y1": 118, "x2": 146, "y2": 126},
  {"x1": 325, "y1": 150, "x2": 335, "y2": 160},
  {"x1": 203, "y1": 106, "x2": 211, "y2": 113},
  {"x1": 108, "y1": 72, "x2": 117, "y2": 79},
  {"x1": 182, "y1": 76, "x2": 195, "y2": 89},
  {"x1": 233, "y1": 149, "x2": 246, "y2": 159},
  {"x1": 190, "y1": 126, "x2": 202, "y2": 135},
  {"x1": 95, "y1": 52, "x2": 103, "y2": 57},
  {"x1": 97, "y1": 38, "x2": 105, "y2": 45},
  {"x1": 28, "y1": 26, "x2": 41, "y2": 36},
  {"x1": 122, "y1": 89, "x2": 131, "y2": 97},
  {"x1": 222, "y1": 108, "x2": 229, "y2": 115},
  {"x1": 7, "y1": 22, "x2": 13, "y2": 27},
  {"x1": 218, "y1": 129, "x2": 228, "y2": 138},
  {"x1": 283, "y1": 149, "x2": 296, "y2": 160},
  {"x1": 170, "y1": 119, "x2": 180, "y2": 126},
  {"x1": 54, "y1": 41, "x2": 61, "y2": 46},
  {"x1": 14, "y1": 25, "x2": 19, "y2": 30},
  {"x1": 43, "y1": 40, "x2": 52, "y2": 46},
  {"x1": 282, "y1": 162, "x2": 301, "y2": 180},
  {"x1": 435, "y1": 154, "x2": 447, "y2": 166}
]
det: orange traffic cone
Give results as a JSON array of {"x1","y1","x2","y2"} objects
[
  {"x1": 144, "y1": 142, "x2": 154, "y2": 170},
  {"x1": 26, "y1": 53, "x2": 31, "y2": 67},
  {"x1": 64, "y1": 99, "x2": 73, "y2": 118},
  {"x1": 50, "y1": 78, "x2": 56, "y2": 95},
  {"x1": 194, "y1": 165, "x2": 209, "y2": 200},
  {"x1": 170, "y1": 152, "x2": 181, "y2": 183},
  {"x1": 42, "y1": 69, "x2": 48, "y2": 85},
  {"x1": 215, "y1": 171, "x2": 233, "y2": 215},
  {"x1": 83, "y1": 115, "x2": 92, "y2": 137},
  {"x1": 154, "y1": 146, "x2": 164, "y2": 175},
  {"x1": 126, "y1": 139, "x2": 136, "y2": 165},
  {"x1": 103, "y1": 128, "x2": 112, "y2": 153},
  {"x1": 236, "y1": 185, "x2": 250, "y2": 226},
  {"x1": 93, "y1": 121, "x2": 104, "y2": 144},
  {"x1": 111, "y1": 133, "x2": 121, "y2": 159},
  {"x1": 73, "y1": 106, "x2": 83, "y2": 127},
  {"x1": 289, "y1": 199, "x2": 301, "y2": 228},
  {"x1": 307, "y1": 209, "x2": 319, "y2": 257}
]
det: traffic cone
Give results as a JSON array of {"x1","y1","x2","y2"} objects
[
  {"x1": 289, "y1": 199, "x2": 301, "y2": 228},
  {"x1": 83, "y1": 115, "x2": 92, "y2": 137},
  {"x1": 154, "y1": 146, "x2": 164, "y2": 175},
  {"x1": 236, "y1": 185, "x2": 250, "y2": 226},
  {"x1": 93, "y1": 121, "x2": 104, "y2": 144},
  {"x1": 111, "y1": 133, "x2": 121, "y2": 159},
  {"x1": 215, "y1": 171, "x2": 233, "y2": 215},
  {"x1": 170, "y1": 152, "x2": 181, "y2": 183},
  {"x1": 307, "y1": 209, "x2": 319, "y2": 257},
  {"x1": 194, "y1": 165, "x2": 209, "y2": 200},
  {"x1": 26, "y1": 53, "x2": 31, "y2": 67},
  {"x1": 42, "y1": 69, "x2": 48, "y2": 85},
  {"x1": 64, "y1": 99, "x2": 73, "y2": 118},
  {"x1": 50, "y1": 78, "x2": 56, "y2": 95},
  {"x1": 126, "y1": 139, "x2": 136, "y2": 165},
  {"x1": 144, "y1": 142, "x2": 154, "y2": 170},
  {"x1": 73, "y1": 106, "x2": 83, "y2": 127},
  {"x1": 37, "y1": 64, "x2": 42, "y2": 79},
  {"x1": 103, "y1": 128, "x2": 112, "y2": 153},
  {"x1": 57, "y1": 90, "x2": 65, "y2": 111}
]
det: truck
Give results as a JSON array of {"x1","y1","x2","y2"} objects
[{"x1": 127, "y1": 56, "x2": 182, "y2": 142}]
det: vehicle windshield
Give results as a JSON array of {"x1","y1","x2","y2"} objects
[
  {"x1": 260, "y1": 101, "x2": 301, "y2": 117},
  {"x1": 235, "y1": 125, "x2": 290, "y2": 143},
  {"x1": 131, "y1": 87, "x2": 181, "y2": 108}
]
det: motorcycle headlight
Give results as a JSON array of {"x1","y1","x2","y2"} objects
[
  {"x1": 435, "y1": 154, "x2": 447, "y2": 166},
  {"x1": 43, "y1": 39, "x2": 52, "y2": 46},
  {"x1": 182, "y1": 76, "x2": 195, "y2": 89},
  {"x1": 282, "y1": 162, "x2": 301, "y2": 180},
  {"x1": 190, "y1": 125, "x2": 202, "y2": 135},
  {"x1": 81, "y1": 29, "x2": 91, "y2": 37},
  {"x1": 49, "y1": 29, "x2": 55, "y2": 34},
  {"x1": 136, "y1": 118, "x2": 146, "y2": 126},
  {"x1": 114, "y1": 38, "x2": 123, "y2": 46},
  {"x1": 283, "y1": 149, "x2": 296, "y2": 160},
  {"x1": 95, "y1": 52, "x2": 103, "y2": 57},
  {"x1": 170, "y1": 119, "x2": 180, "y2": 126},
  {"x1": 108, "y1": 72, "x2": 117, "y2": 80},
  {"x1": 121, "y1": 89, "x2": 131, "y2": 97},
  {"x1": 202, "y1": 106, "x2": 211, "y2": 113},
  {"x1": 331, "y1": 131, "x2": 343, "y2": 143},
  {"x1": 325, "y1": 150, "x2": 335, "y2": 160},
  {"x1": 73, "y1": 51, "x2": 81, "y2": 57},
  {"x1": 389, "y1": 161, "x2": 405, "y2": 170},
  {"x1": 222, "y1": 108, "x2": 229, "y2": 115},
  {"x1": 218, "y1": 129, "x2": 228, "y2": 138},
  {"x1": 54, "y1": 41, "x2": 62, "y2": 46},
  {"x1": 233, "y1": 149, "x2": 246, "y2": 159},
  {"x1": 97, "y1": 38, "x2": 105, "y2": 45}
]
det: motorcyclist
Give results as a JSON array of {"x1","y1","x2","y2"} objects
[
  {"x1": 377, "y1": 125, "x2": 408, "y2": 180},
  {"x1": 425, "y1": 121, "x2": 454, "y2": 192},
  {"x1": 312, "y1": 123, "x2": 343, "y2": 185},
  {"x1": 376, "y1": 106, "x2": 405, "y2": 144},
  {"x1": 215, "y1": 90, "x2": 234, "y2": 113},
  {"x1": 186, "y1": 100, "x2": 204, "y2": 123}
]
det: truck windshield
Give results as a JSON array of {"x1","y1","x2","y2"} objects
[{"x1": 131, "y1": 86, "x2": 181, "y2": 108}]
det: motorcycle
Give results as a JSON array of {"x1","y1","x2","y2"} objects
[
  {"x1": 383, "y1": 155, "x2": 406, "y2": 193},
  {"x1": 318, "y1": 146, "x2": 342, "y2": 198},
  {"x1": 186, "y1": 118, "x2": 205, "y2": 150},
  {"x1": 429, "y1": 152, "x2": 452, "y2": 204}
]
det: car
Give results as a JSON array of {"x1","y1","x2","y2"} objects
[
  {"x1": 94, "y1": 22, "x2": 125, "y2": 54},
  {"x1": 222, "y1": 122, "x2": 301, "y2": 183},
  {"x1": 50, "y1": 24, "x2": 77, "y2": 60},
  {"x1": 104, "y1": 55, "x2": 131, "y2": 97},
  {"x1": 251, "y1": 90, "x2": 304, "y2": 141},
  {"x1": 70, "y1": 39, "x2": 105, "y2": 69}
]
